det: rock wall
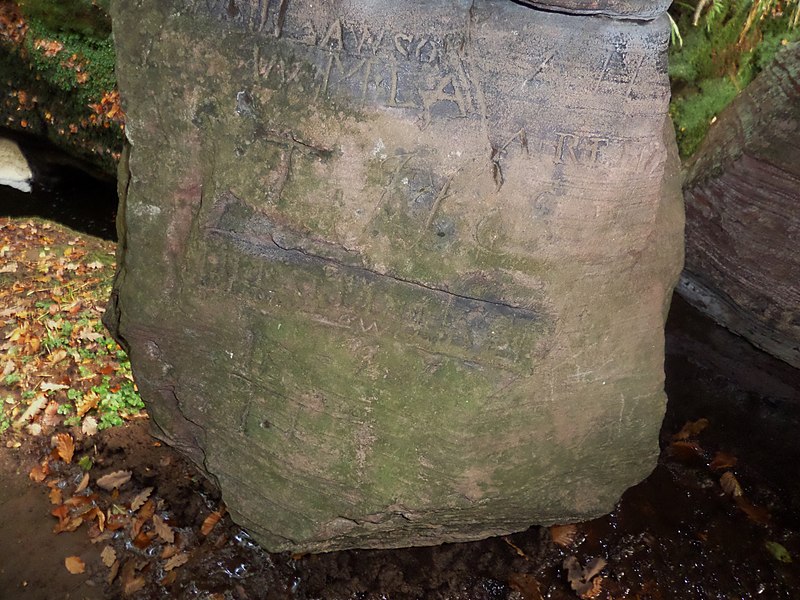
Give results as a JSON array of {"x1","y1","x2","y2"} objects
[
  {"x1": 680, "y1": 44, "x2": 800, "y2": 369},
  {"x1": 106, "y1": 0, "x2": 683, "y2": 552}
]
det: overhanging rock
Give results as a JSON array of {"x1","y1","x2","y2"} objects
[{"x1": 106, "y1": 0, "x2": 684, "y2": 553}]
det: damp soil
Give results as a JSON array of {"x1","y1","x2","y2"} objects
[{"x1": 0, "y1": 294, "x2": 798, "y2": 600}]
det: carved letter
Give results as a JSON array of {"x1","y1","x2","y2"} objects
[
  {"x1": 321, "y1": 19, "x2": 344, "y2": 51},
  {"x1": 394, "y1": 33, "x2": 413, "y2": 58}
]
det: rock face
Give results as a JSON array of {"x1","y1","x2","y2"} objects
[
  {"x1": 0, "y1": 138, "x2": 32, "y2": 193},
  {"x1": 106, "y1": 0, "x2": 683, "y2": 552},
  {"x1": 680, "y1": 44, "x2": 800, "y2": 369}
]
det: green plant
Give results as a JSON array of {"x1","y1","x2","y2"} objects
[
  {"x1": 3, "y1": 373, "x2": 21, "y2": 386},
  {"x1": 92, "y1": 376, "x2": 144, "y2": 429},
  {"x1": 668, "y1": 0, "x2": 800, "y2": 156}
]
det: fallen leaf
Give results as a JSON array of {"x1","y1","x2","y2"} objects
[
  {"x1": 130, "y1": 487, "x2": 153, "y2": 511},
  {"x1": 673, "y1": 418, "x2": 709, "y2": 440},
  {"x1": 96, "y1": 470, "x2": 132, "y2": 491},
  {"x1": 163, "y1": 552, "x2": 189, "y2": 571},
  {"x1": 76, "y1": 390, "x2": 100, "y2": 417},
  {"x1": 107, "y1": 559, "x2": 120, "y2": 584},
  {"x1": 101, "y1": 545, "x2": 117, "y2": 568},
  {"x1": 55, "y1": 432, "x2": 74, "y2": 464},
  {"x1": 549, "y1": 524, "x2": 578, "y2": 548},
  {"x1": 48, "y1": 348, "x2": 68, "y2": 364},
  {"x1": 160, "y1": 571, "x2": 177, "y2": 586},
  {"x1": 153, "y1": 514, "x2": 175, "y2": 543},
  {"x1": 669, "y1": 440, "x2": 705, "y2": 463},
  {"x1": 720, "y1": 472, "x2": 743, "y2": 497},
  {"x1": 40, "y1": 381, "x2": 69, "y2": 392},
  {"x1": 14, "y1": 394, "x2": 47, "y2": 428},
  {"x1": 161, "y1": 545, "x2": 179, "y2": 559},
  {"x1": 54, "y1": 516, "x2": 84, "y2": 534},
  {"x1": 49, "y1": 487, "x2": 63, "y2": 505},
  {"x1": 709, "y1": 451, "x2": 738, "y2": 470},
  {"x1": 131, "y1": 499, "x2": 155, "y2": 538},
  {"x1": 64, "y1": 556, "x2": 85, "y2": 574},
  {"x1": 81, "y1": 416, "x2": 98, "y2": 436},
  {"x1": 75, "y1": 472, "x2": 90, "y2": 493},
  {"x1": 735, "y1": 496, "x2": 771, "y2": 525},
  {"x1": 765, "y1": 541, "x2": 792, "y2": 563},
  {"x1": 564, "y1": 556, "x2": 606, "y2": 598},
  {"x1": 133, "y1": 530, "x2": 155, "y2": 549},
  {"x1": 201, "y1": 510, "x2": 223, "y2": 536},
  {"x1": 508, "y1": 572, "x2": 542, "y2": 600},
  {"x1": 41, "y1": 401, "x2": 61, "y2": 430},
  {"x1": 123, "y1": 576, "x2": 145, "y2": 596},
  {"x1": 29, "y1": 463, "x2": 47, "y2": 482},
  {"x1": 580, "y1": 576, "x2": 604, "y2": 599}
]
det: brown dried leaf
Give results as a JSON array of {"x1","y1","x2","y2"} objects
[
  {"x1": 130, "y1": 487, "x2": 153, "y2": 512},
  {"x1": 131, "y1": 499, "x2": 155, "y2": 538},
  {"x1": 29, "y1": 463, "x2": 47, "y2": 482},
  {"x1": 735, "y1": 496, "x2": 771, "y2": 525},
  {"x1": 101, "y1": 545, "x2": 117, "y2": 568},
  {"x1": 160, "y1": 571, "x2": 177, "y2": 586},
  {"x1": 720, "y1": 472, "x2": 743, "y2": 497},
  {"x1": 549, "y1": 524, "x2": 578, "y2": 548},
  {"x1": 54, "y1": 516, "x2": 84, "y2": 534},
  {"x1": 153, "y1": 514, "x2": 175, "y2": 544},
  {"x1": 673, "y1": 418, "x2": 710, "y2": 440},
  {"x1": 133, "y1": 530, "x2": 155, "y2": 549},
  {"x1": 55, "y1": 433, "x2": 75, "y2": 464},
  {"x1": 49, "y1": 487, "x2": 63, "y2": 505},
  {"x1": 580, "y1": 576, "x2": 604, "y2": 600},
  {"x1": 107, "y1": 559, "x2": 120, "y2": 584},
  {"x1": 64, "y1": 556, "x2": 85, "y2": 574},
  {"x1": 163, "y1": 552, "x2": 189, "y2": 571},
  {"x1": 564, "y1": 556, "x2": 607, "y2": 598},
  {"x1": 96, "y1": 470, "x2": 132, "y2": 491},
  {"x1": 81, "y1": 416, "x2": 98, "y2": 437},
  {"x1": 669, "y1": 440, "x2": 705, "y2": 463},
  {"x1": 201, "y1": 510, "x2": 224, "y2": 536},
  {"x1": 75, "y1": 472, "x2": 90, "y2": 493},
  {"x1": 508, "y1": 572, "x2": 542, "y2": 600},
  {"x1": 90, "y1": 529, "x2": 114, "y2": 544},
  {"x1": 161, "y1": 544, "x2": 179, "y2": 559},
  {"x1": 123, "y1": 576, "x2": 145, "y2": 596},
  {"x1": 48, "y1": 348, "x2": 67, "y2": 364},
  {"x1": 709, "y1": 451, "x2": 738, "y2": 470},
  {"x1": 76, "y1": 390, "x2": 100, "y2": 417}
]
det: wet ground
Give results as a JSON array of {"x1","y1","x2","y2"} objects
[{"x1": 0, "y1": 151, "x2": 799, "y2": 598}]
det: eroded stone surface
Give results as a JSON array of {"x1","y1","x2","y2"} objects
[
  {"x1": 680, "y1": 44, "x2": 800, "y2": 369},
  {"x1": 106, "y1": 0, "x2": 683, "y2": 552}
]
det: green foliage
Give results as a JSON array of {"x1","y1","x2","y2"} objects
[
  {"x1": 92, "y1": 374, "x2": 144, "y2": 430},
  {"x1": 18, "y1": 0, "x2": 111, "y2": 38},
  {"x1": 670, "y1": 78, "x2": 738, "y2": 157},
  {"x1": 22, "y1": 18, "x2": 115, "y2": 103},
  {"x1": 0, "y1": 401, "x2": 11, "y2": 434},
  {"x1": 668, "y1": 0, "x2": 800, "y2": 157},
  {"x1": 0, "y1": 1, "x2": 121, "y2": 174}
]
